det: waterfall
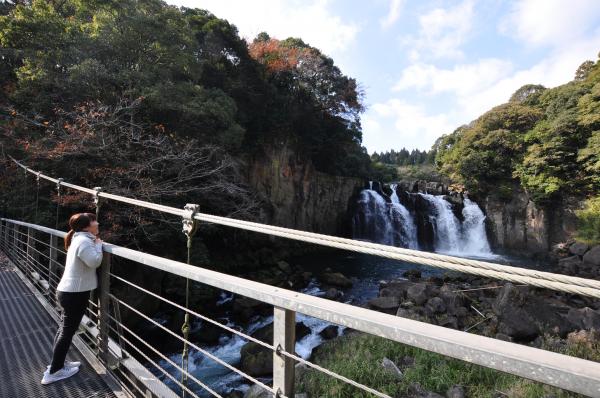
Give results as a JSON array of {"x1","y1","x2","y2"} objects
[
  {"x1": 352, "y1": 184, "x2": 418, "y2": 248},
  {"x1": 352, "y1": 184, "x2": 493, "y2": 257},
  {"x1": 461, "y1": 197, "x2": 492, "y2": 256},
  {"x1": 390, "y1": 184, "x2": 419, "y2": 249},
  {"x1": 419, "y1": 193, "x2": 462, "y2": 253},
  {"x1": 352, "y1": 189, "x2": 395, "y2": 246}
]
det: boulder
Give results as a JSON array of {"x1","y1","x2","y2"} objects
[
  {"x1": 569, "y1": 242, "x2": 590, "y2": 256},
  {"x1": 408, "y1": 383, "x2": 445, "y2": 398},
  {"x1": 368, "y1": 296, "x2": 400, "y2": 314},
  {"x1": 380, "y1": 280, "x2": 412, "y2": 299},
  {"x1": 320, "y1": 272, "x2": 353, "y2": 288},
  {"x1": 243, "y1": 384, "x2": 271, "y2": 398},
  {"x1": 492, "y1": 283, "x2": 572, "y2": 340},
  {"x1": 319, "y1": 325, "x2": 339, "y2": 340},
  {"x1": 240, "y1": 321, "x2": 311, "y2": 376},
  {"x1": 558, "y1": 255, "x2": 581, "y2": 274},
  {"x1": 567, "y1": 307, "x2": 600, "y2": 330},
  {"x1": 439, "y1": 284, "x2": 465, "y2": 315},
  {"x1": 446, "y1": 385, "x2": 466, "y2": 398},
  {"x1": 407, "y1": 283, "x2": 431, "y2": 306},
  {"x1": 426, "y1": 297, "x2": 446, "y2": 314},
  {"x1": 324, "y1": 287, "x2": 343, "y2": 300},
  {"x1": 276, "y1": 260, "x2": 292, "y2": 273},
  {"x1": 583, "y1": 245, "x2": 600, "y2": 267},
  {"x1": 381, "y1": 357, "x2": 403, "y2": 380}
]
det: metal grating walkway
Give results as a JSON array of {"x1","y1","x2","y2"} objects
[{"x1": 0, "y1": 256, "x2": 118, "y2": 398}]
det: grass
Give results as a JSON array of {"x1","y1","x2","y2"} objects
[{"x1": 297, "y1": 331, "x2": 592, "y2": 398}]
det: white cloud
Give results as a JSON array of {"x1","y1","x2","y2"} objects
[
  {"x1": 402, "y1": 0, "x2": 475, "y2": 60},
  {"x1": 165, "y1": 0, "x2": 359, "y2": 57},
  {"x1": 500, "y1": 0, "x2": 600, "y2": 47},
  {"x1": 393, "y1": 59, "x2": 514, "y2": 96},
  {"x1": 380, "y1": 0, "x2": 404, "y2": 29},
  {"x1": 363, "y1": 99, "x2": 458, "y2": 152}
]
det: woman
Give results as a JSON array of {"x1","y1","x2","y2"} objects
[{"x1": 41, "y1": 212, "x2": 104, "y2": 385}]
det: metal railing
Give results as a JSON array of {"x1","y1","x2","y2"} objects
[{"x1": 1, "y1": 217, "x2": 600, "y2": 398}]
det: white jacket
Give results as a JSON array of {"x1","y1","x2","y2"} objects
[{"x1": 56, "y1": 231, "x2": 103, "y2": 292}]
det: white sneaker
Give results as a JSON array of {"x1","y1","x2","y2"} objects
[
  {"x1": 41, "y1": 365, "x2": 80, "y2": 385},
  {"x1": 46, "y1": 361, "x2": 81, "y2": 370}
]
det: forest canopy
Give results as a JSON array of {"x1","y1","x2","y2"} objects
[
  {"x1": 0, "y1": 0, "x2": 372, "y2": 178},
  {"x1": 433, "y1": 54, "x2": 600, "y2": 204}
]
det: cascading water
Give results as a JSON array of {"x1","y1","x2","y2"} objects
[
  {"x1": 352, "y1": 183, "x2": 493, "y2": 257},
  {"x1": 390, "y1": 184, "x2": 419, "y2": 249},
  {"x1": 419, "y1": 193, "x2": 461, "y2": 253},
  {"x1": 352, "y1": 184, "x2": 418, "y2": 248},
  {"x1": 352, "y1": 189, "x2": 395, "y2": 246},
  {"x1": 461, "y1": 197, "x2": 492, "y2": 256}
]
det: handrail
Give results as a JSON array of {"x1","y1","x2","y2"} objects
[
  {"x1": 2, "y1": 217, "x2": 600, "y2": 397},
  {"x1": 7, "y1": 155, "x2": 600, "y2": 298}
]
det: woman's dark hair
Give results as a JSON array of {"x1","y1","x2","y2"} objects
[{"x1": 64, "y1": 212, "x2": 97, "y2": 251}]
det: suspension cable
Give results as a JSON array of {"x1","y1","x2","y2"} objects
[{"x1": 6, "y1": 155, "x2": 600, "y2": 298}]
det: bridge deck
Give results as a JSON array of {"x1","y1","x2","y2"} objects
[{"x1": 0, "y1": 254, "x2": 120, "y2": 398}]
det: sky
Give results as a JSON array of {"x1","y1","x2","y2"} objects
[{"x1": 165, "y1": 0, "x2": 600, "y2": 153}]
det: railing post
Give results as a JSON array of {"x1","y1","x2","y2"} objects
[
  {"x1": 97, "y1": 251, "x2": 111, "y2": 365},
  {"x1": 49, "y1": 234, "x2": 59, "y2": 292},
  {"x1": 27, "y1": 227, "x2": 39, "y2": 275},
  {"x1": 12, "y1": 224, "x2": 19, "y2": 263},
  {"x1": 273, "y1": 306, "x2": 296, "y2": 397}
]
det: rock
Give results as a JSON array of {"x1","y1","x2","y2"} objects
[
  {"x1": 408, "y1": 383, "x2": 445, "y2": 398},
  {"x1": 426, "y1": 297, "x2": 446, "y2": 314},
  {"x1": 407, "y1": 283, "x2": 431, "y2": 306},
  {"x1": 324, "y1": 287, "x2": 343, "y2": 300},
  {"x1": 233, "y1": 297, "x2": 271, "y2": 321},
  {"x1": 240, "y1": 342, "x2": 272, "y2": 376},
  {"x1": 276, "y1": 260, "x2": 292, "y2": 273},
  {"x1": 403, "y1": 269, "x2": 422, "y2": 280},
  {"x1": 396, "y1": 307, "x2": 412, "y2": 318},
  {"x1": 583, "y1": 245, "x2": 600, "y2": 267},
  {"x1": 567, "y1": 307, "x2": 600, "y2": 330},
  {"x1": 226, "y1": 390, "x2": 244, "y2": 398},
  {"x1": 439, "y1": 284, "x2": 465, "y2": 315},
  {"x1": 240, "y1": 321, "x2": 311, "y2": 376},
  {"x1": 558, "y1": 255, "x2": 581, "y2": 274},
  {"x1": 437, "y1": 315, "x2": 458, "y2": 329},
  {"x1": 381, "y1": 357, "x2": 403, "y2": 380},
  {"x1": 319, "y1": 325, "x2": 339, "y2": 340},
  {"x1": 492, "y1": 283, "x2": 539, "y2": 341},
  {"x1": 569, "y1": 242, "x2": 590, "y2": 256},
  {"x1": 320, "y1": 272, "x2": 353, "y2": 288},
  {"x1": 243, "y1": 384, "x2": 271, "y2": 398},
  {"x1": 380, "y1": 280, "x2": 412, "y2": 299},
  {"x1": 492, "y1": 283, "x2": 571, "y2": 340},
  {"x1": 368, "y1": 296, "x2": 400, "y2": 314},
  {"x1": 495, "y1": 333, "x2": 513, "y2": 342},
  {"x1": 446, "y1": 385, "x2": 466, "y2": 398}
]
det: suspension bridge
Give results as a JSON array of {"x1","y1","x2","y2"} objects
[{"x1": 1, "y1": 155, "x2": 600, "y2": 398}]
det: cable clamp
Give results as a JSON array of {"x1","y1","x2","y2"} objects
[{"x1": 181, "y1": 203, "x2": 200, "y2": 243}]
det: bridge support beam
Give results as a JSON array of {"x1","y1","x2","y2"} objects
[
  {"x1": 98, "y1": 251, "x2": 112, "y2": 366},
  {"x1": 273, "y1": 306, "x2": 296, "y2": 397}
]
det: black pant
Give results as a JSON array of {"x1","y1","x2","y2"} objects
[{"x1": 49, "y1": 290, "x2": 91, "y2": 373}]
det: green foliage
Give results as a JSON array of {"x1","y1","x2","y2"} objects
[
  {"x1": 371, "y1": 147, "x2": 434, "y2": 166},
  {"x1": 575, "y1": 197, "x2": 600, "y2": 244},
  {"x1": 433, "y1": 54, "x2": 600, "y2": 204},
  {"x1": 369, "y1": 162, "x2": 398, "y2": 182},
  {"x1": 0, "y1": 0, "x2": 372, "y2": 178},
  {"x1": 298, "y1": 332, "x2": 582, "y2": 397}
]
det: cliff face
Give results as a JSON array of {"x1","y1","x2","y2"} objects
[
  {"x1": 246, "y1": 145, "x2": 364, "y2": 236},
  {"x1": 483, "y1": 188, "x2": 582, "y2": 254}
]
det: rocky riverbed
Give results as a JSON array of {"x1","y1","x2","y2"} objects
[{"x1": 231, "y1": 241, "x2": 600, "y2": 397}]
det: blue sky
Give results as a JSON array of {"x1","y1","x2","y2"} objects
[{"x1": 166, "y1": 0, "x2": 600, "y2": 152}]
